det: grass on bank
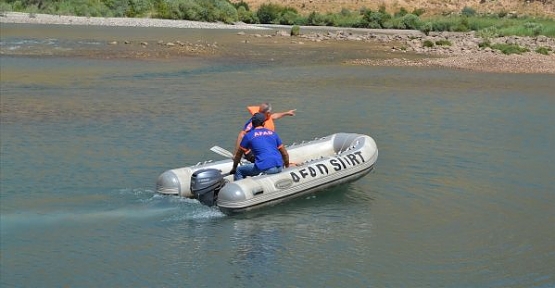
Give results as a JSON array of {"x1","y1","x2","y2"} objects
[
  {"x1": 2, "y1": 0, "x2": 555, "y2": 41},
  {"x1": 425, "y1": 14, "x2": 555, "y2": 37}
]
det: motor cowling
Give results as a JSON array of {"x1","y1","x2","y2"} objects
[{"x1": 190, "y1": 169, "x2": 226, "y2": 206}]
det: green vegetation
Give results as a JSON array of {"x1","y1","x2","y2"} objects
[
  {"x1": 435, "y1": 39, "x2": 452, "y2": 46},
  {"x1": 536, "y1": 46, "x2": 552, "y2": 55},
  {"x1": 290, "y1": 24, "x2": 300, "y2": 36},
  {"x1": 423, "y1": 40, "x2": 435, "y2": 48},
  {"x1": 478, "y1": 39, "x2": 492, "y2": 48},
  {"x1": 491, "y1": 43, "x2": 530, "y2": 54},
  {"x1": 424, "y1": 14, "x2": 555, "y2": 37},
  {"x1": 479, "y1": 41, "x2": 531, "y2": 54},
  {"x1": 2, "y1": 0, "x2": 555, "y2": 38}
]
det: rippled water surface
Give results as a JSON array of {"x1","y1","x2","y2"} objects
[{"x1": 1, "y1": 24, "x2": 554, "y2": 287}]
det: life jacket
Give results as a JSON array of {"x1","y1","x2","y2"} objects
[{"x1": 247, "y1": 105, "x2": 275, "y2": 131}]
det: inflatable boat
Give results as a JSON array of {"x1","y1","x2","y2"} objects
[{"x1": 156, "y1": 132, "x2": 378, "y2": 214}]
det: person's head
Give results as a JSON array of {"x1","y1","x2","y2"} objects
[
  {"x1": 251, "y1": 112, "x2": 266, "y2": 127},
  {"x1": 259, "y1": 102, "x2": 272, "y2": 117}
]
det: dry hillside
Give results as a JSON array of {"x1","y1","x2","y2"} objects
[{"x1": 234, "y1": 0, "x2": 555, "y2": 17}]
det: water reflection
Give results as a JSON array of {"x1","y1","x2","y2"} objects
[{"x1": 229, "y1": 219, "x2": 284, "y2": 281}]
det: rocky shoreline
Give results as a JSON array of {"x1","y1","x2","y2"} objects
[
  {"x1": 2, "y1": 12, "x2": 555, "y2": 73},
  {"x1": 294, "y1": 29, "x2": 555, "y2": 73}
]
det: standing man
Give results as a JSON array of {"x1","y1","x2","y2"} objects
[
  {"x1": 230, "y1": 113, "x2": 290, "y2": 180},
  {"x1": 235, "y1": 102, "x2": 296, "y2": 162}
]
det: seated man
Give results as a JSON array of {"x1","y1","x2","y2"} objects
[
  {"x1": 230, "y1": 113, "x2": 290, "y2": 181},
  {"x1": 235, "y1": 102, "x2": 296, "y2": 162}
]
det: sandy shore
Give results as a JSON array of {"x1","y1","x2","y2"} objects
[{"x1": 2, "y1": 12, "x2": 554, "y2": 73}]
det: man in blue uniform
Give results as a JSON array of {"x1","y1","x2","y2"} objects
[
  {"x1": 230, "y1": 113, "x2": 290, "y2": 180},
  {"x1": 235, "y1": 102, "x2": 296, "y2": 162}
]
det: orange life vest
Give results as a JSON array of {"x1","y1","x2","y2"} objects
[{"x1": 247, "y1": 105, "x2": 275, "y2": 131}]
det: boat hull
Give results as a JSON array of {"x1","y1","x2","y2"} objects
[
  {"x1": 218, "y1": 164, "x2": 374, "y2": 215},
  {"x1": 156, "y1": 132, "x2": 378, "y2": 214}
]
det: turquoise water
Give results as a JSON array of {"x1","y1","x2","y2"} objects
[{"x1": 1, "y1": 25, "x2": 555, "y2": 287}]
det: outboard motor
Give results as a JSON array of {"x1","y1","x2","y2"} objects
[{"x1": 190, "y1": 169, "x2": 226, "y2": 206}]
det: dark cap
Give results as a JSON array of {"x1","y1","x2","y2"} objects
[{"x1": 251, "y1": 112, "x2": 266, "y2": 127}]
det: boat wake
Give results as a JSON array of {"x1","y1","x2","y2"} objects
[
  {"x1": 1, "y1": 191, "x2": 225, "y2": 233},
  {"x1": 117, "y1": 187, "x2": 227, "y2": 220},
  {"x1": 144, "y1": 193, "x2": 226, "y2": 221}
]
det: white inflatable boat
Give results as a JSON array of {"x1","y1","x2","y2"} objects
[{"x1": 156, "y1": 132, "x2": 378, "y2": 214}]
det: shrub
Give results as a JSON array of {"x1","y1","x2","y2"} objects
[
  {"x1": 478, "y1": 39, "x2": 491, "y2": 48},
  {"x1": 281, "y1": 10, "x2": 298, "y2": 25},
  {"x1": 213, "y1": 0, "x2": 238, "y2": 24},
  {"x1": 395, "y1": 7, "x2": 408, "y2": 17},
  {"x1": 159, "y1": 0, "x2": 181, "y2": 19},
  {"x1": 524, "y1": 22, "x2": 543, "y2": 36},
  {"x1": 178, "y1": 0, "x2": 202, "y2": 21},
  {"x1": 307, "y1": 11, "x2": 326, "y2": 26},
  {"x1": 420, "y1": 21, "x2": 433, "y2": 35},
  {"x1": 0, "y1": 2, "x2": 12, "y2": 13},
  {"x1": 435, "y1": 39, "x2": 452, "y2": 46},
  {"x1": 256, "y1": 3, "x2": 283, "y2": 24},
  {"x1": 490, "y1": 43, "x2": 529, "y2": 54},
  {"x1": 461, "y1": 6, "x2": 476, "y2": 17},
  {"x1": 477, "y1": 26, "x2": 499, "y2": 38},
  {"x1": 423, "y1": 40, "x2": 434, "y2": 47},
  {"x1": 400, "y1": 13, "x2": 421, "y2": 30},
  {"x1": 256, "y1": 3, "x2": 297, "y2": 24},
  {"x1": 11, "y1": 1, "x2": 24, "y2": 11},
  {"x1": 126, "y1": 0, "x2": 152, "y2": 17},
  {"x1": 363, "y1": 10, "x2": 391, "y2": 28},
  {"x1": 431, "y1": 19, "x2": 453, "y2": 31},
  {"x1": 332, "y1": 10, "x2": 362, "y2": 27},
  {"x1": 237, "y1": 6, "x2": 257, "y2": 23},
  {"x1": 454, "y1": 23, "x2": 470, "y2": 32},
  {"x1": 290, "y1": 25, "x2": 300, "y2": 36},
  {"x1": 319, "y1": 12, "x2": 338, "y2": 26},
  {"x1": 454, "y1": 17, "x2": 470, "y2": 32},
  {"x1": 232, "y1": 0, "x2": 249, "y2": 11},
  {"x1": 536, "y1": 46, "x2": 551, "y2": 55},
  {"x1": 388, "y1": 17, "x2": 406, "y2": 29}
]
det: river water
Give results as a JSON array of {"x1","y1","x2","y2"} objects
[{"x1": 1, "y1": 24, "x2": 554, "y2": 287}]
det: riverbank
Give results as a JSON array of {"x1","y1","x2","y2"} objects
[
  {"x1": 1, "y1": 12, "x2": 554, "y2": 73},
  {"x1": 0, "y1": 12, "x2": 268, "y2": 29}
]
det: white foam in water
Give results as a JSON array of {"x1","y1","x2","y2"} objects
[
  {"x1": 0, "y1": 193, "x2": 226, "y2": 233},
  {"x1": 121, "y1": 190, "x2": 227, "y2": 221},
  {"x1": 162, "y1": 206, "x2": 226, "y2": 222}
]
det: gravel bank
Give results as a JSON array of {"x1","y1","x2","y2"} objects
[
  {"x1": 0, "y1": 12, "x2": 269, "y2": 30},
  {"x1": 349, "y1": 53, "x2": 555, "y2": 74}
]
